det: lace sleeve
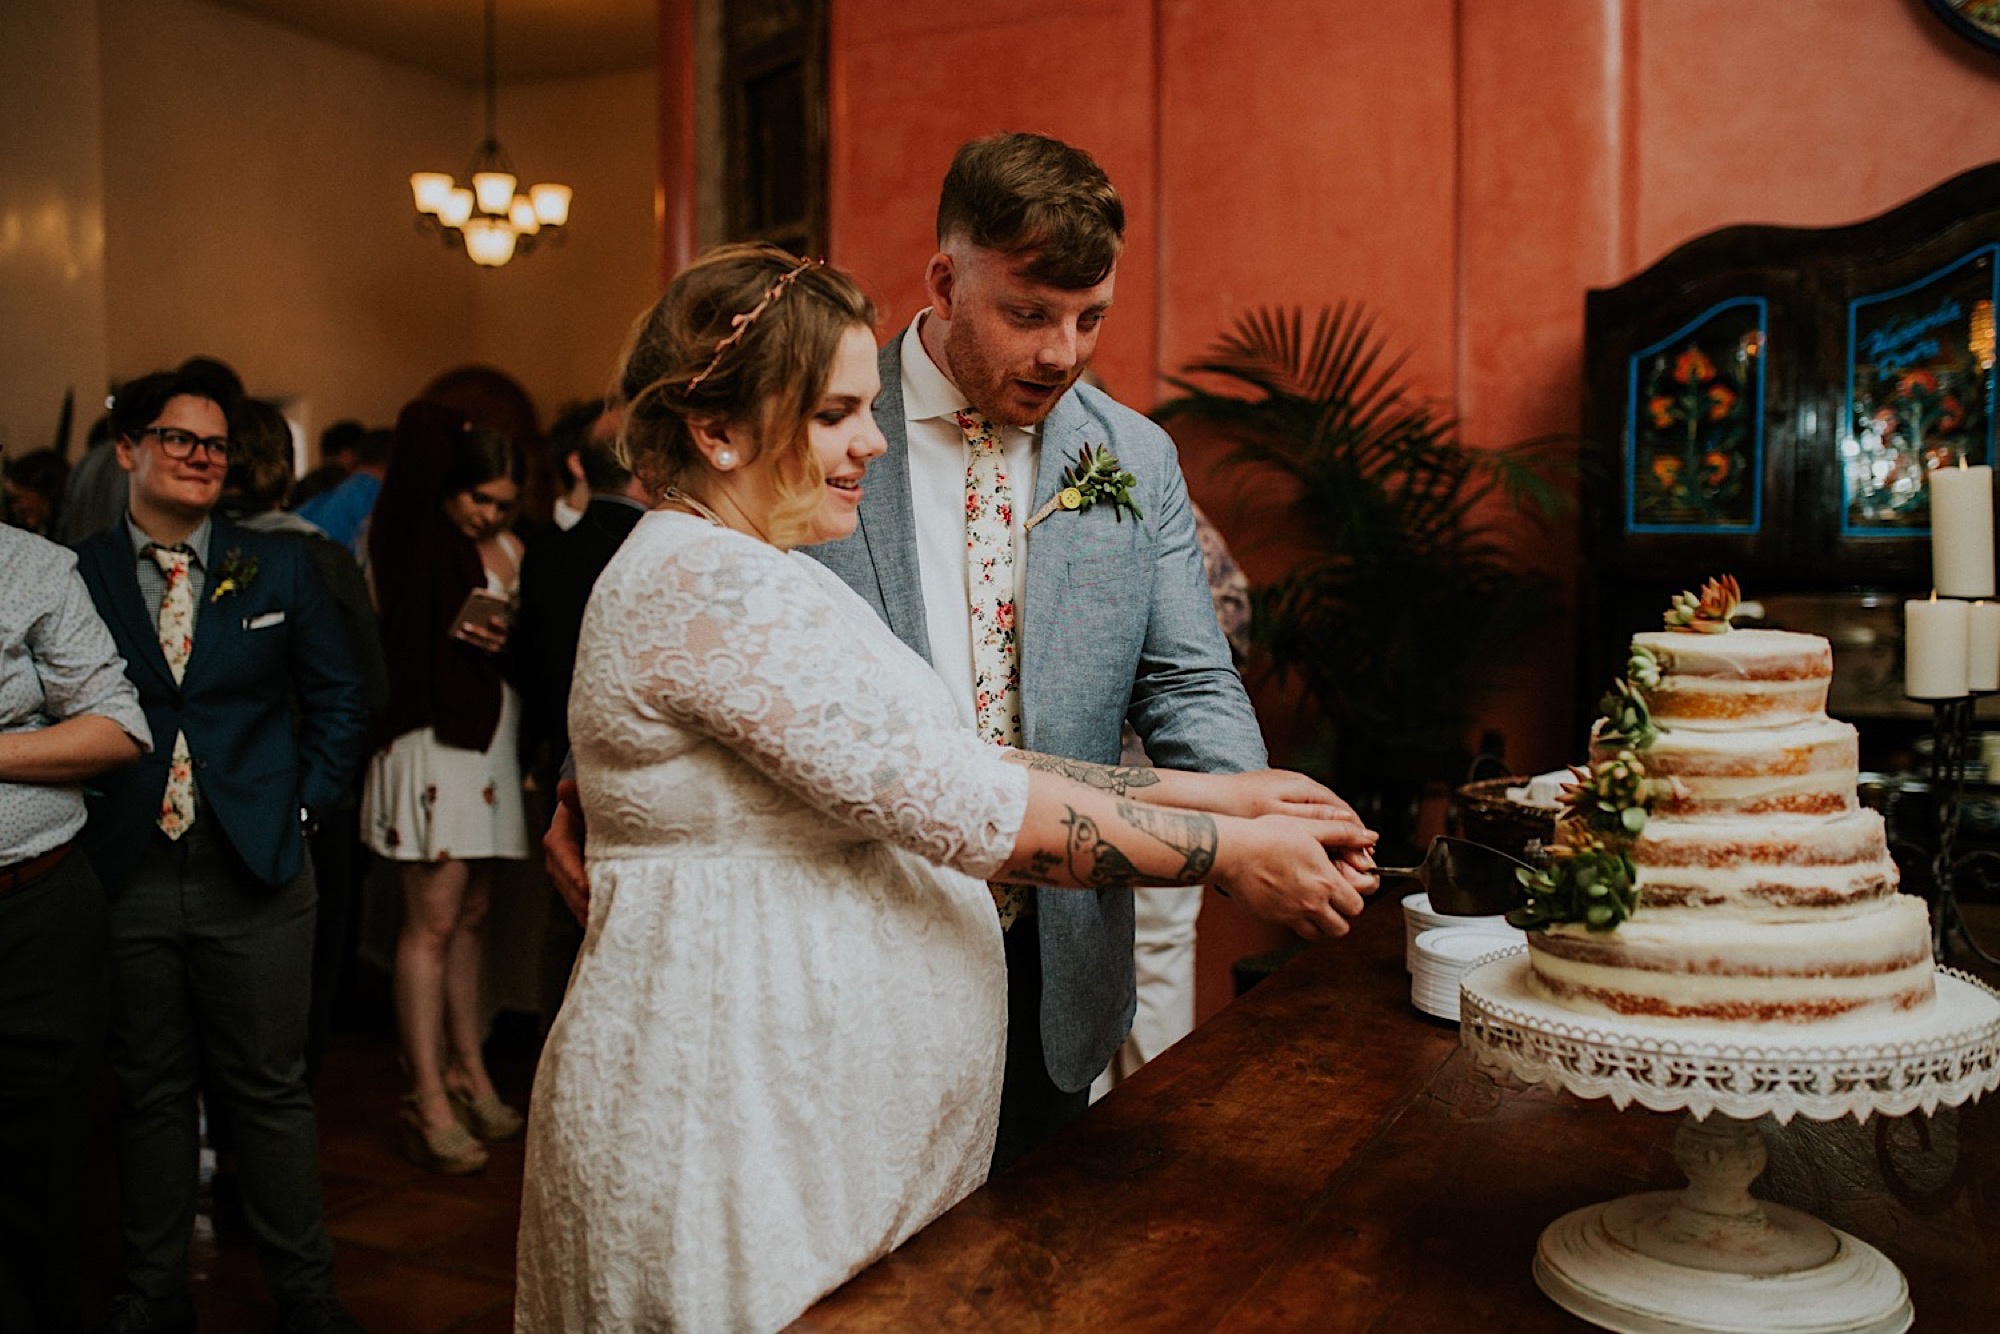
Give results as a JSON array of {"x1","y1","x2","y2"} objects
[{"x1": 588, "y1": 526, "x2": 1027, "y2": 877}]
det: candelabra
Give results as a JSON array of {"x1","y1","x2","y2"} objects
[{"x1": 1923, "y1": 694, "x2": 2000, "y2": 967}]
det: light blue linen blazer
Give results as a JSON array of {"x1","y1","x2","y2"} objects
[{"x1": 809, "y1": 334, "x2": 1267, "y2": 1090}]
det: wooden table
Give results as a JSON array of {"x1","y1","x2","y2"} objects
[{"x1": 795, "y1": 899, "x2": 2000, "y2": 1331}]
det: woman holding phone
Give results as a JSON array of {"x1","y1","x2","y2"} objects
[{"x1": 360, "y1": 402, "x2": 530, "y2": 1173}]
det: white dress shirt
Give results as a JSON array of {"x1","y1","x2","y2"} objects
[{"x1": 897, "y1": 310, "x2": 1039, "y2": 732}]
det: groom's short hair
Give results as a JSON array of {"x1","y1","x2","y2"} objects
[{"x1": 936, "y1": 132, "x2": 1124, "y2": 290}]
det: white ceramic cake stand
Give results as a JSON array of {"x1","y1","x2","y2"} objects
[{"x1": 1458, "y1": 948, "x2": 2000, "y2": 1334}]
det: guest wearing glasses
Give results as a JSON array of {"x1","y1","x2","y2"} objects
[{"x1": 73, "y1": 364, "x2": 369, "y2": 1334}]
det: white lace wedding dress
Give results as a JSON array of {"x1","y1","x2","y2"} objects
[{"x1": 515, "y1": 511, "x2": 1028, "y2": 1333}]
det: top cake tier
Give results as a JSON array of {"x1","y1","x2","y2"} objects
[{"x1": 1633, "y1": 627, "x2": 1833, "y2": 731}]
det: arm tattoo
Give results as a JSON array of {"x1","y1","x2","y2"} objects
[
  {"x1": 1055, "y1": 802, "x2": 1220, "y2": 888},
  {"x1": 1010, "y1": 752, "x2": 1161, "y2": 797},
  {"x1": 993, "y1": 848, "x2": 1063, "y2": 887},
  {"x1": 1115, "y1": 799, "x2": 1219, "y2": 881},
  {"x1": 1061, "y1": 810, "x2": 1144, "y2": 888}
]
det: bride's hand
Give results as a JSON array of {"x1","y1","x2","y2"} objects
[
  {"x1": 545, "y1": 778, "x2": 592, "y2": 924},
  {"x1": 1213, "y1": 812, "x2": 1374, "y2": 941}
]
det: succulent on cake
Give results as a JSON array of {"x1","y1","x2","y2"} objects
[
  {"x1": 1662, "y1": 574, "x2": 1741, "y2": 633},
  {"x1": 1597, "y1": 677, "x2": 1658, "y2": 751},
  {"x1": 1566, "y1": 748, "x2": 1677, "y2": 839},
  {"x1": 1510, "y1": 837, "x2": 1640, "y2": 933},
  {"x1": 1627, "y1": 643, "x2": 1661, "y2": 690},
  {"x1": 1509, "y1": 744, "x2": 1681, "y2": 933}
]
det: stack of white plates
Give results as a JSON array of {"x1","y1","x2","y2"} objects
[
  {"x1": 1410, "y1": 925, "x2": 1523, "y2": 1022},
  {"x1": 1401, "y1": 891, "x2": 1512, "y2": 972}
]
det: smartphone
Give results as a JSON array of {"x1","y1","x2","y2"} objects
[{"x1": 451, "y1": 588, "x2": 514, "y2": 642}]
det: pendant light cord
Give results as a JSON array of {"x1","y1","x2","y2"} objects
[{"x1": 483, "y1": 0, "x2": 498, "y2": 143}]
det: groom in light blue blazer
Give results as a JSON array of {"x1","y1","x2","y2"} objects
[{"x1": 811, "y1": 132, "x2": 1345, "y2": 1170}]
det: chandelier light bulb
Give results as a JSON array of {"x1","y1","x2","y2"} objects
[
  {"x1": 409, "y1": 172, "x2": 453, "y2": 215},
  {"x1": 472, "y1": 170, "x2": 517, "y2": 215},
  {"x1": 508, "y1": 196, "x2": 541, "y2": 234},
  {"x1": 463, "y1": 217, "x2": 519, "y2": 267},
  {"x1": 438, "y1": 188, "x2": 476, "y2": 228},
  {"x1": 529, "y1": 183, "x2": 572, "y2": 227}
]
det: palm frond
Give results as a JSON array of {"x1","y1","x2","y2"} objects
[{"x1": 1155, "y1": 302, "x2": 1574, "y2": 796}]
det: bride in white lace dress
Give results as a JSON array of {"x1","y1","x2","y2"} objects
[{"x1": 515, "y1": 246, "x2": 1377, "y2": 1332}]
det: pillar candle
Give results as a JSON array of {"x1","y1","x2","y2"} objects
[
  {"x1": 1930, "y1": 462, "x2": 1996, "y2": 598},
  {"x1": 1907, "y1": 596, "x2": 1970, "y2": 698},
  {"x1": 1971, "y1": 601, "x2": 2000, "y2": 692}
]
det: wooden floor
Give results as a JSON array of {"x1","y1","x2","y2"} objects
[{"x1": 79, "y1": 1008, "x2": 539, "y2": 1334}]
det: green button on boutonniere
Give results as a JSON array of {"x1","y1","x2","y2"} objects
[
  {"x1": 210, "y1": 547, "x2": 260, "y2": 603},
  {"x1": 1026, "y1": 443, "x2": 1142, "y2": 530}
]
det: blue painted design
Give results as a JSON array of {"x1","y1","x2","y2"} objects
[
  {"x1": 1624, "y1": 297, "x2": 1768, "y2": 535},
  {"x1": 1842, "y1": 244, "x2": 1998, "y2": 538}
]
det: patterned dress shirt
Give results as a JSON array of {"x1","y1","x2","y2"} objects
[{"x1": 0, "y1": 524, "x2": 152, "y2": 862}]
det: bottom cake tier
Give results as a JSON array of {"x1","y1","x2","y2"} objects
[{"x1": 1524, "y1": 893, "x2": 1936, "y2": 1023}]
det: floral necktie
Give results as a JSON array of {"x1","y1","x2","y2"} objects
[
  {"x1": 954, "y1": 410, "x2": 1030, "y2": 929},
  {"x1": 148, "y1": 544, "x2": 197, "y2": 839}
]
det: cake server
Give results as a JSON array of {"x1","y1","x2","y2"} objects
[{"x1": 1372, "y1": 836, "x2": 1531, "y2": 917}]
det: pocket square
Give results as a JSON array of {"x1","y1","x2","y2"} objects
[{"x1": 244, "y1": 610, "x2": 287, "y2": 630}]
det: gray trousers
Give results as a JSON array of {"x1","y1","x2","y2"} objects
[{"x1": 106, "y1": 818, "x2": 335, "y2": 1305}]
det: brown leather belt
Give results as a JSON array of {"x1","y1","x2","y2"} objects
[{"x1": 0, "y1": 840, "x2": 74, "y2": 897}]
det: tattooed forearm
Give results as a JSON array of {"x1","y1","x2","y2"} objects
[
  {"x1": 993, "y1": 848, "x2": 1064, "y2": 887},
  {"x1": 1060, "y1": 810, "x2": 1144, "y2": 887},
  {"x1": 1115, "y1": 799, "x2": 1219, "y2": 881},
  {"x1": 1054, "y1": 802, "x2": 1221, "y2": 888},
  {"x1": 1009, "y1": 752, "x2": 1161, "y2": 796}
]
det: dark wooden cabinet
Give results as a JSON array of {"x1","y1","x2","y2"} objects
[{"x1": 1578, "y1": 161, "x2": 2000, "y2": 750}]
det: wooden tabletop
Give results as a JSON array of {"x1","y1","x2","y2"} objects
[{"x1": 794, "y1": 898, "x2": 2000, "y2": 1331}]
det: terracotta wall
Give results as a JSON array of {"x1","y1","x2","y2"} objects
[{"x1": 808, "y1": 0, "x2": 2000, "y2": 1023}]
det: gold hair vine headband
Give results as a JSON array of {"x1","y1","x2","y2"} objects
[{"x1": 685, "y1": 256, "x2": 821, "y2": 392}]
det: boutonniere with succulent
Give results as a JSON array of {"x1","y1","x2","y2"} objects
[
  {"x1": 1025, "y1": 443, "x2": 1143, "y2": 530},
  {"x1": 210, "y1": 548, "x2": 259, "y2": 603}
]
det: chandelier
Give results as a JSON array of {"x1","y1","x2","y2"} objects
[{"x1": 408, "y1": 0, "x2": 571, "y2": 267}]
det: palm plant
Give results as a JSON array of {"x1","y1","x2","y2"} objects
[{"x1": 1155, "y1": 304, "x2": 1571, "y2": 844}]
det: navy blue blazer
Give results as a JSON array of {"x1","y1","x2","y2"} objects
[{"x1": 75, "y1": 519, "x2": 369, "y2": 893}]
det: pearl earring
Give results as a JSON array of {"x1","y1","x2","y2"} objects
[{"x1": 715, "y1": 449, "x2": 737, "y2": 469}]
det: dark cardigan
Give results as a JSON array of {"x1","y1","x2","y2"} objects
[{"x1": 367, "y1": 399, "x2": 507, "y2": 755}]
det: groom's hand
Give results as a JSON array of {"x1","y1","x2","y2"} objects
[
  {"x1": 545, "y1": 778, "x2": 591, "y2": 925},
  {"x1": 1203, "y1": 769, "x2": 1358, "y2": 822}
]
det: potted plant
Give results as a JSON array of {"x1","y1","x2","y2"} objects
[{"x1": 1155, "y1": 304, "x2": 1572, "y2": 854}]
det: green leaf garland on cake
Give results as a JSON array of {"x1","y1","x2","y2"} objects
[
  {"x1": 1508, "y1": 749, "x2": 1678, "y2": 932},
  {"x1": 1508, "y1": 579, "x2": 1736, "y2": 933}
]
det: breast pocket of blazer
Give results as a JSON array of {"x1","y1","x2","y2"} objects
[
  {"x1": 1060, "y1": 524, "x2": 1156, "y2": 593},
  {"x1": 231, "y1": 607, "x2": 291, "y2": 675}
]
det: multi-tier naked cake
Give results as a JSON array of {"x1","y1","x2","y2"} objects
[{"x1": 1520, "y1": 578, "x2": 1936, "y2": 1024}]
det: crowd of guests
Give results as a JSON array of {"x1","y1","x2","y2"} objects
[
  {"x1": 3, "y1": 131, "x2": 1380, "y2": 1334},
  {"x1": 2, "y1": 355, "x2": 643, "y2": 1332}
]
